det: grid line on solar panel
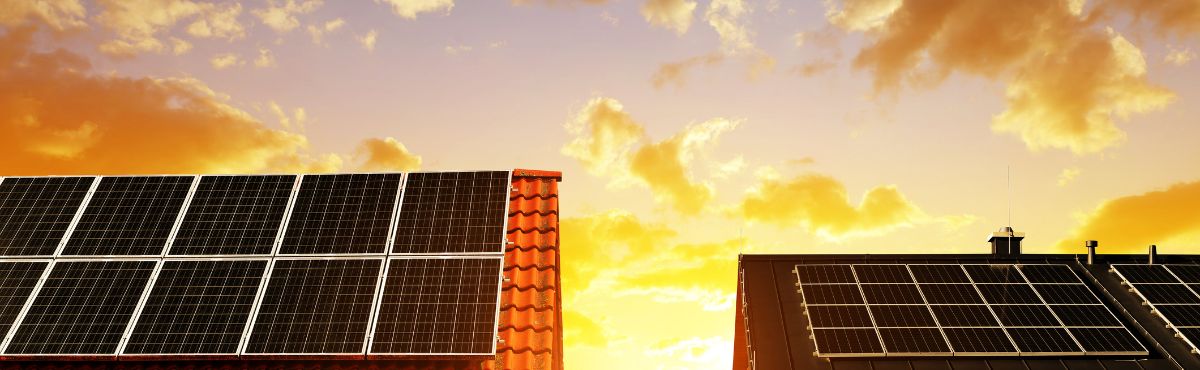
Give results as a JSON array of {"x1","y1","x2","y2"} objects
[
  {"x1": 121, "y1": 259, "x2": 269, "y2": 355},
  {"x1": 392, "y1": 171, "x2": 510, "y2": 255},
  {"x1": 61, "y1": 176, "x2": 195, "y2": 256},
  {"x1": 1005, "y1": 328, "x2": 1081, "y2": 354},
  {"x1": 1130, "y1": 283, "x2": 1200, "y2": 304},
  {"x1": 244, "y1": 258, "x2": 381, "y2": 354},
  {"x1": 1068, "y1": 328, "x2": 1146, "y2": 354},
  {"x1": 964, "y1": 264, "x2": 1027, "y2": 283},
  {"x1": 943, "y1": 328, "x2": 1015, "y2": 354},
  {"x1": 1166, "y1": 265, "x2": 1200, "y2": 283},
  {"x1": 812, "y1": 328, "x2": 883, "y2": 356},
  {"x1": 4, "y1": 260, "x2": 156, "y2": 355},
  {"x1": 919, "y1": 284, "x2": 984, "y2": 304},
  {"x1": 806, "y1": 306, "x2": 873, "y2": 328},
  {"x1": 168, "y1": 175, "x2": 297, "y2": 255},
  {"x1": 0, "y1": 177, "x2": 94, "y2": 256},
  {"x1": 878, "y1": 328, "x2": 950, "y2": 354},
  {"x1": 369, "y1": 257, "x2": 502, "y2": 355},
  {"x1": 0, "y1": 261, "x2": 50, "y2": 349},
  {"x1": 868, "y1": 305, "x2": 937, "y2": 327},
  {"x1": 1018, "y1": 265, "x2": 1083, "y2": 284},
  {"x1": 278, "y1": 174, "x2": 402, "y2": 255},
  {"x1": 1155, "y1": 305, "x2": 1200, "y2": 327},
  {"x1": 1032, "y1": 284, "x2": 1102, "y2": 304},
  {"x1": 1113, "y1": 264, "x2": 1178, "y2": 283},
  {"x1": 861, "y1": 284, "x2": 924, "y2": 304},
  {"x1": 794, "y1": 265, "x2": 856, "y2": 284},
  {"x1": 977, "y1": 284, "x2": 1042, "y2": 304},
  {"x1": 930, "y1": 305, "x2": 1000, "y2": 327},
  {"x1": 853, "y1": 265, "x2": 913, "y2": 283},
  {"x1": 1051, "y1": 305, "x2": 1123, "y2": 327},
  {"x1": 800, "y1": 284, "x2": 864, "y2": 305},
  {"x1": 909, "y1": 265, "x2": 970, "y2": 283}
]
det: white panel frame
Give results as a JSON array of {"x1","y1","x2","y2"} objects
[
  {"x1": 57, "y1": 175, "x2": 197, "y2": 259},
  {"x1": 52, "y1": 176, "x2": 101, "y2": 258},
  {"x1": 0, "y1": 176, "x2": 97, "y2": 259},
  {"x1": 1114, "y1": 264, "x2": 1200, "y2": 355},
  {"x1": 0, "y1": 259, "x2": 55, "y2": 354},
  {"x1": 235, "y1": 174, "x2": 302, "y2": 355},
  {"x1": 273, "y1": 173, "x2": 406, "y2": 257}
]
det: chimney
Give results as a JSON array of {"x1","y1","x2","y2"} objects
[
  {"x1": 1086, "y1": 240, "x2": 1098, "y2": 265},
  {"x1": 1149, "y1": 244, "x2": 1158, "y2": 265},
  {"x1": 988, "y1": 227, "x2": 1024, "y2": 256}
]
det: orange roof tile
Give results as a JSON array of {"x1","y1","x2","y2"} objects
[{"x1": 484, "y1": 170, "x2": 562, "y2": 370}]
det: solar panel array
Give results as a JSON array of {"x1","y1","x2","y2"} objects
[
  {"x1": 795, "y1": 264, "x2": 1147, "y2": 357},
  {"x1": 1112, "y1": 264, "x2": 1200, "y2": 356},
  {"x1": 0, "y1": 171, "x2": 511, "y2": 359}
]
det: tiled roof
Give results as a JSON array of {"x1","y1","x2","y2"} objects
[{"x1": 486, "y1": 169, "x2": 562, "y2": 370}]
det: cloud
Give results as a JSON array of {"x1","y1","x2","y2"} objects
[
  {"x1": 169, "y1": 37, "x2": 192, "y2": 55},
  {"x1": 733, "y1": 169, "x2": 924, "y2": 239},
  {"x1": 358, "y1": 29, "x2": 379, "y2": 52},
  {"x1": 599, "y1": 11, "x2": 619, "y2": 26},
  {"x1": 184, "y1": 2, "x2": 244, "y2": 40},
  {"x1": 0, "y1": 25, "x2": 353, "y2": 175},
  {"x1": 210, "y1": 52, "x2": 243, "y2": 69},
  {"x1": 375, "y1": 0, "x2": 453, "y2": 19},
  {"x1": 306, "y1": 17, "x2": 345, "y2": 45},
  {"x1": 267, "y1": 101, "x2": 305, "y2": 131},
  {"x1": 563, "y1": 97, "x2": 740, "y2": 215},
  {"x1": 647, "y1": 336, "x2": 732, "y2": 367},
  {"x1": 559, "y1": 210, "x2": 676, "y2": 295},
  {"x1": 1098, "y1": 0, "x2": 1200, "y2": 38},
  {"x1": 254, "y1": 48, "x2": 276, "y2": 67},
  {"x1": 1166, "y1": 46, "x2": 1195, "y2": 66},
  {"x1": 1056, "y1": 180, "x2": 1200, "y2": 253},
  {"x1": 828, "y1": 0, "x2": 1175, "y2": 154},
  {"x1": 641, "y1": 0, "x2": 696, "y2": 35},
  {"x1": 354, "y1": 137, "x2": 422, "y2": 171},
  {"x1": 1057, "y1": 167, "x2": 1081, "y2": 187},
  {"x1": 443, "y1": 44, "x2": 472, "y2": 55},
  {"x1": 651, "y1": 53, "x2": 723, "y2": 89},
  {"x1": 562, "y1": 310, "x2": 608, "y2": 348},
  {"x1": 253, "y1": 0, "x2": 322, "y2": 34},
  {"x1": 0, "y1": 0, "x2": 87, "y2": 31}
]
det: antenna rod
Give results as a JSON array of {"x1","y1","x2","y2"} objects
[{"x1": 1007, "y1": 165, "x2": 1011, "y2": 228}]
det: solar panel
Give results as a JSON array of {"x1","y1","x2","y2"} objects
[
  {"x1": 279, "y1": 174, "x2": 402, "y2": 255},
  {"x1": 122, "y1": 259, "x2": 269, "y2": 355},
  {"x1": 392, "y1": 171, "x2": 510, "y2": 254},
  {"x1": 62, "y1": 176, "x2": 195, "y2": 256},
  {"x1": 369, "y1": 257, "x2": 502, "y2": 355},
  {"x1": 4, "y1": 260, "x2": 156, "y2": 355},
  {"x1": 244, "y1": 258, "x2": 381, "y2": 354},
  {"x1": 0, "y1": 177, "x2": 94, "y2": 256},
  {"x1": 0, "y1": 261, "x2": 50, "y2": 340},
  {"x1": 798, "y1": 263, "x2": 1146, "y2": 357},
  {"x1": 1113, "y1": 264, "x2": 1200, "y2": 356},
  {"x1": 169, "y1": 175, "x2": 297, "y2": 255}
]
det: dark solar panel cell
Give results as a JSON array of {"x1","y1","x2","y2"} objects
[
  {"x1": 170, "y1": 175, "x2": 296, "y2": 255},
  {"x1": 279, "y1": 174, "x2": 401, "y2": 254},
  {"x1": 1034, "y1": 284, "x2": 1101, "y2": 304},
  {"x1": 245, "y1": 259, "x2": 381, "y2": 354},
  {"x1": 393, "y1": 171, "x2": 510, "y2": 254},
  {"x1": 1179, "y1": 328, "x2": 1200, "y2": 347},
  {"x1": 795, "y1": 265, "x2": 856, "y2": 284},
  {"x1": 1166, "y1": 265, "x2": 1200, "y2": 283},
  {"x1": 1133, "y1": 284, "x2": 1200, "y2": 304},
  {"x1": 123, "y1": 260, "x2": 268, "y2": 355},
  {"x1": 992, "y1": 305, "x2": 1060, "y2": 327},
  {"x1": 869, "y1": 305, "x2": 936, "y2": 327},
  {"x1": 1114, "y1": 265, "x2": 1178, "y2": 283},
  {"x1": 807, "y1": 306, "x2": 873, "y2": 328},
  {"x1": 1007, "y1": 328, "x2": 1080, "y2": 353},
  {"x1": 802, "y1": 284, "x2": 864, "y2": 304},
  {"x1": 1020, "y1": 265, "x2": 1082, "y2": 283},
  {"x1": 371, "y1": 257, "x2": 501, "y2": 354},
  {"x1": 0, "y1": 261, "x2": 49, "y2": 338},
  {"x1": 813, "y1": 328, "x2": 883, "y2": 355},
  {"x1": 931, "y1": 305, "x2": 999, "y2": 327},
  {"x1": 0, "y1": 177, "x2": 93, "y2": 256},
  {"x1": 964, "y1": 265, "x2": 1026, "y2": 283},
  {"x1": 861, "y1": 284, "x2": 924, "y2": 304},
  {"x1": 1156, "y1": 305, "x2": 1200, "y2": 326},
  {"x1": 944, "y1": 328, "x2": 1014, "y2": 353},
  {"x1": 1052, "y1": 305, "x2": 1122, "y2": 327},
  {"x1": 62, "y1": 176, "x2": 193, "y2": 256},
  {"x1": 879, "y1": 328, "x2": 950, "y2": 354},
  {"x1": 5, "y1": 260, "x2": 156, "y2": 354},
  {"x1": 909, "y1": 265, "x2": 970, "y2": 283},
  {"x1": 1068, "y1": 328, "x2": 1145, "y2": 353},
  {"x1": 920, "y1": 284, "x2": 984, "y2": 304},
  {"x1": 977, "y1": 284, "x2": 1042, "y2": 304},
  {"x1": 854, "y1": 265, "x2": 913, "y2": 283}
]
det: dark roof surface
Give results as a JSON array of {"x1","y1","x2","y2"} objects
[{"x1": 734, "y1": 253, "x2": 1200, "y2": 370}]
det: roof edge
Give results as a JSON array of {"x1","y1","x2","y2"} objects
[{"x1": 512, "y1": 169, "x2": 562, "y2": 180}]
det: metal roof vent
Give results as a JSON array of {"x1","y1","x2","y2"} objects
[{"x1": 988, "y1": 226, "x2": 1024, "y2": 256}]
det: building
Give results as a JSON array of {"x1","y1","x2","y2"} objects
[
  {"x1": 0, "y1": 169, "x2": 561, "y2": 370},
  {"x1": 734, "y1": 227, "x2": 1200, "y2": 369}
]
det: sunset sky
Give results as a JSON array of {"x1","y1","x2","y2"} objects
[{"x1": 3, "y1": 0, "x2": 1200, "y2": 368}]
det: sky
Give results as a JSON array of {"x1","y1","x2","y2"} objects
[{"x1": 2, "y1": 0, "x2": 1200, "y2": 368}]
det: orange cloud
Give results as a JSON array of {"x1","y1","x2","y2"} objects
[
  {"x1": 96, "y1": 0, "x2": 247, "y2": 57},
  {"x1": 563, "y1": 97, "x2": 740, "y2": 215},
  {"x1": 1056, "y1": 180, "x2": 1200, "y2": 253},
  {"x1": 354, "y1": 137, "x2": 422, "y2": 171},
  {"x1": 651, "y1": 53, "x2": 723, "y2": 89},
  {"x1": 375, "y1": 0, "x2": 454, "y2": 19},
  {"x1": 734, "y1": 170, "x2": 924, "y2": 238},
  {"x1": 0, "y1": 0, "x2": 86, "y2": 31},
  {"x1": 830, "y1": 0, "x2": 1174, "y2": 154},
  {"x1": 1099, "y1": 0, "x2": 1200, "y2": 37},
  {"x1": 253, "y1": 0, "x2": 322, "y2": 34},
  {"x1": 0, "y1": 25, "x2": 414, "y2": 176}
]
